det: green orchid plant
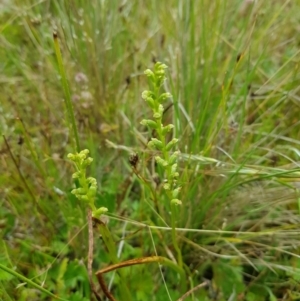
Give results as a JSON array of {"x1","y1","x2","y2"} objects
[
  {"x1": 142, "y1": 62, "x2": 182, "y2": 207},
  {"x1": 141, "y1": 62, "x2": 183, "y2": 268},
  {"x1": 67, "y1": 149, "x2": 107, "y2": 218}
]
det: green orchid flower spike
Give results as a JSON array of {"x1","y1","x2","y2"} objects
[
  {"x1": 67, "y1": 149, "x2": 108, "y2": 218},
  {"x1": 141, "y1": 62, "x2": 182, "y2": 207},
  {"x1": 141, "y1": 62, "x2": 184, "y2": 270}
]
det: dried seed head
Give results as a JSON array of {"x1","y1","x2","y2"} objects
[{"x1": 129, "y1": 153, "x2": 139, "y2": 168}]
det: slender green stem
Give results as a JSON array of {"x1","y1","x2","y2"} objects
[
  {"x1": 170, "y1": 203, "x2": 183, "y2": 266},
  {"x1": 152, "y1": 86, "x2": 183, "y2": 270},
  {"x1": 156, "y1": 119, "x2": 183, "y2": 270},
  {"x1": 53, "y1": 32, "x2": 80, "y2": 152}
]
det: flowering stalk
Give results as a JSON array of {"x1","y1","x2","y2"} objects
[
  {"x1": 142, "y1": 62, "x2": 183, "y2": 268},
  {"x1": 68, "y1": 150, "x2": 132, "y2": 300},
  {"x1": 67, "y1": 149, "x2": 108, "y2": 218}
]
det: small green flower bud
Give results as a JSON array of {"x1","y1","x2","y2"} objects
[
  {"x1": 153, "y1": 112, "x2": 162, "y2": 119},
  {"x1": 163, "y1": 183, "x2": 171, "y2": 190},
  {"x1": 171, "y1": 163, "x2": 178, "y2": 175},
  {"x1": 161, "y1": 124, "x2": 174, "y2": 135},
  {"x1": 82, "y1": 157, "x2": 93, "y2": 168},
  {"x1": 147, "y1": 141, "x2": 155, "y2": 149},
  {"x1": 158, "y1": 104, "x2": 164, "y2": 114},
  {"x1": 144, "y1": 69, "x2": 154, "y2": 76},
  {"x1": 141, "y1": 90, "x2": 152, "y2": 99},
  {"x1": 156, "y1": 69, "x2": 165, "y2": 75},
  {"x1": 159, "y1": 63, "x2": 168, "y2": 70},
  {"x1": 166, "y1": 138, "x2": 179, "y2": 151},
  {"x1": 173, "y1": 172, "x2": 179, "y2": 178},
  {"x1": 87, "y1": 177, "x2": 97, "y2": 185},
  {"x1": 155, "y1": 62, "x2": 168, "y2": 72},
  {"x1": 72, "y1": 171, "x2": 81, "y2": 179},
  {"x1": 158, "y1": 93, "x2": 172, "y2": 103},
  {"x1": 81, "y1": 149, "x2": 89, "y2": 156},
  {"x1": 87, "y1": 187, "x2": 97, "y2": 197},
  {"x1": 140, "y1": 119, "x2": 158, "y2": 129},
  {"x1": 67, "y1": 153, "x2": 75, "y2": 160},
  {"x1": 72, "y1": 187, "x2": 86, "y2": 195},
  {"x1": 144, "y1": 69, "x2": 155, "y2": 81},
  {"x1": 145, "y1": 97, "x2": 155, "y2": 109},
  {"x1": 172, "y1": 187, "x2": 181, "y2": 198},
  {"x1": 148, "y1": 138, "x2": 163, "y2": 150},
  {"x1": 169, "y1": 151, "x2": 179, "y2": 165},
  {"x1": 153, "y1": 104, "x2": 164, "y2": 119},
  {"x1": 171, "y1": 199, "x2": 182, "y2": 205},
  {"x1": 78, "y1": 151, "x2": 88, "y2": 161},
  {"x1": 93, "y1": 207, "x2": 108, "y2": 218},
  {"x1": 88, "y1": 178, "x2": 97, "y2": 189},
  {"x1": 142, "y1": 90, "x2": 150, "y2": 99},
  {"x1": 79, "y1": 195, "x2": 89, "y2": 202},
  {"x1": 155, "y1": 156, "x2": 168, "y2": 167},
  {"x1": 78, "y1": 154, "x2": 86, "y2": 162}
]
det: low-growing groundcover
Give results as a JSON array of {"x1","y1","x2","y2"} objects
[{"x1": 1, "y1": 0, "x2": 300, "y2": 300}]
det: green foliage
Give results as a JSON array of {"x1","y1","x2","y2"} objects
[
  {"x1": 47, "y1": 259, "x2": 90, "y2": 300},
  {"x1": 213, "y1": 259, "x2": 245, "y2": 297}
]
